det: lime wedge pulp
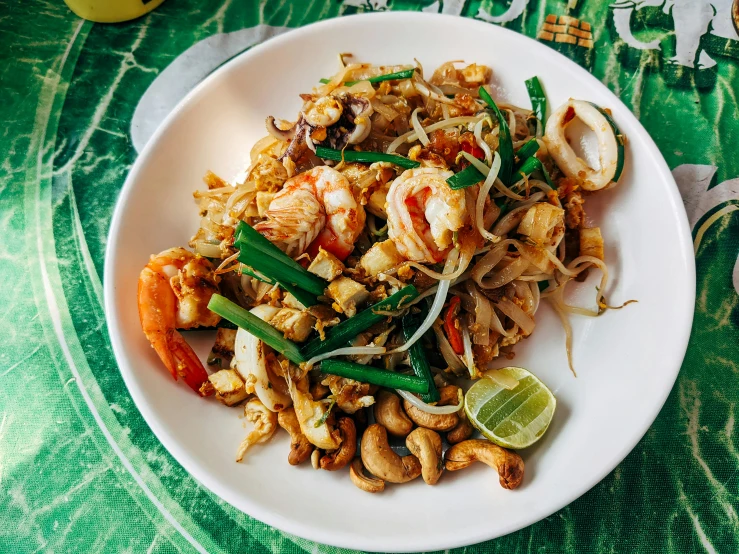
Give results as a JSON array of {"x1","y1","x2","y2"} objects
[{"x1": 464, "y1": 366, "x2": 556, "y2": 449}]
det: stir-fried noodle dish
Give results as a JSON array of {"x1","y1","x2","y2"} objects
[{"x1": 138, "y1": 58, "x2": 628, "y2": 491}]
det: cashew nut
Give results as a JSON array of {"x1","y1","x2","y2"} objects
[
  {"x1": 405, "y1": 428, "x2": 443, "y2": 485},
  {"x1": 444, "y1": 439, "x2": 524, "y2": 490},
  {"x1": 310, "y1": 448, "x2": 321, "y2": 470},
  {"x1": 374, "y1": 391, "x2": 413, "y2": 437},
  {"x1": 360, "y1": 424, "x2": 422, "y2": 483},
  {"x1": 447, "y1": 412, "x2": 474, "y2": 444},
  {"x1": 320, "y1": 417, "x2": 357, "y2": 471},
  {"x1": 403, "y1": 385, "x2": 461, "y2": 431},
  {"x1": 349, "y1": 457, "x2": 385, "y2": 493},
  {"x1": 277, "y1": 407, "x2": 313, "y2": 465}
]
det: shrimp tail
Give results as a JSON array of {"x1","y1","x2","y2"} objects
[{"x1": 164, "y1": 329, "x2": 212, "y2": 396}]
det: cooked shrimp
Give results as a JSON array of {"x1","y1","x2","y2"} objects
[
  {"x1": 255, "y1": 166, "x2": 365, "y2": 261},
  {"x1": 137, "y1": 247, "x2": 220, "y2": 395},
  {"x1": 386, "y1": 167, "x2": 468, "y2": 263}
]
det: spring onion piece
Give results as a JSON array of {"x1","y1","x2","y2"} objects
[
  {"x1": 239, "y1": 254, "x2": 320, "y2": 308},
  {"x1": 446, "y1": 164, "x2": 485, "y2": 190},
  {"x1": 320, "y1": 360, "x2": 429, "y2": 394},
  {"x1": 513, "y1": 155, "x2": 554, "y2": 188},
  {"x1": 234, "y1": 221, "x2": 302, "y2": 268},
  {"x1": 315, "y1": 146, "x2": 420, "y2": 169},
  {"x1": 525, "y1": 76, "x2": 547, "y2": 124},
  {"x1": 318, "y1": 69, "x2": 416, "y2": 88},
  {"x1": 513, "y1": 138, "x2": 540, "y2": 171},
  {"x1": 239, "y1": 264, "x2": 276, "y2": 285},
  {"x1": 396, "y1": 388, "x2": 463, "y2": 415},
  {"x1": 235, "y1": 222, "x2": 327, "y2": 303},
  {"x1": 207, "y1": 294, "x2": 305, "y2": 364},
  {"x1": 301, "y1": 286, "x2": 419, "y2": 359},
  {"x1": 345, "y1": 68, "x2": 415, "y2": 87},
  {"x1": 478, "y1": 86, "x2": 514, "y2": 186},
  {"x1": 402, "y1": 310, "x2": 441, "y2": 403}
]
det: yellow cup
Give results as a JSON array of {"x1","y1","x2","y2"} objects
[{"x1": 64, "y1": 0, "x2": 166, "y2": 23}]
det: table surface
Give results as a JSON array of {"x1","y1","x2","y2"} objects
[{"x1": 2, "y1": 0, "x2": 739, "y2": 552}]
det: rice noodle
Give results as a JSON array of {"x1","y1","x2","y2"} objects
[
  {"x1": 479, "y1": 257, "x2": 529, "y2": 290},
  {"x1": 512, "y1": 280, "x2": 536, "y2": 316},
  {"x1": 496, "y1": 297, "x2": 535, "y2": 336},
  {"x1": 529, "y1": 280, "x2": 541, "y2": 313},
  {"x1": 413, "y1": 77, "x2": 462, "y2": 106},
  {"x1": 438, "y1": 83, "x2": 480, "y2": 97},
  {"x1": 193, "y1": 240, "x2": 224, "y2": 259},
  {"x1": 465, "y1": 282, "x2": 493, "y2": 345},
  {"x1": 194, "y1": 186, "x2": 235, "y2": 198},
  {"x1": 371, "y1": 98, "x2": 399, "y2": 121}
]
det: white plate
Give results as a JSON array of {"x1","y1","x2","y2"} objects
[{"x1": 105, "y1": 12, "x2": 695, "y2": 552}]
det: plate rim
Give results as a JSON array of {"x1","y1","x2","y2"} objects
[{"x1": 104, "y1": 11, "x2": 696, "y2": 551}]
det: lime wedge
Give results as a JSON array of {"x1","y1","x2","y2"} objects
[{"x1": 465, "y1": 367, "x2": 556, "y2": 449}]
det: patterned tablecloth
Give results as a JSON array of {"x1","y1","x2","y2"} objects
[{"x1": 3, "y1": 0, "x2": 739, "y2": 552}]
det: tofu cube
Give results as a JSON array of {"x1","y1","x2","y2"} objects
[
  {"x1": 282, "y1": 292, "x2": 306, "y2": 310},
  {"x1": 270, "y1": 308, "x2": 316, "y2": 342},
  {"x1": 460, "y1": 63, "x2": 492, "y2": 86},
  {"x1": 208, "y1": 369, "x2": 249, "y2": 406},
  {"x1": 307, "y1": 248, "x2": 345, "y2": 281},
  {"x1": 580, "y1": 227, "x2": 604, "y2": 261},
  {"x1": 207, "y1": 328, "x2": 237, "y2": 368},
  {"x1": 360, "y1": 240, "x2": 404, "y2": 276},
  {"x1": 367, "y1": 188, "x2": 388, "y2": 219},
  {"x1": 256, "y1": 191, "x2": 276, "y2": 217},
  {"x1": 213, "y1": 328, "x2": 236, "y2": 355},
  {"x1": 327, "y1": 277, "x2": 370, "y2": 317}
]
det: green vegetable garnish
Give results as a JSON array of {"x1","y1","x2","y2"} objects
[
  {"x1": 301, "y1": 286, "x2": 419, "y2": 360},
  {"x1": 319, "y1": 68, "x2": 415, "y2": 87},
  {"x1": 320, "y1": 360, "x2": 430, "y2": 394},
  {"x1": 315, "y1": 146, "x2": 420, "y2": 169},
  {"x1": 479, "y1": 86, "x2": 514, "y2": 186},
  {"x1": 402, "y1": 309, "x2": 440, "y2": 403},
  {"x1": 525, "y1": 76, "x2": 547, "y2": 125},
  {"x1": 234, "y1": 221, "x2": 327, "y2": 306},
  {"x1": 446, "y1": 164, "x2": 485, "y2": 190},
  {"x1": 207, "y1": 295, "x2": 305, "y2": 364}
]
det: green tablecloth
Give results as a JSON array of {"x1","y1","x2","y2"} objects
[{"x1": 2, "y1": 0, "x2": 738, "y2": 551}]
